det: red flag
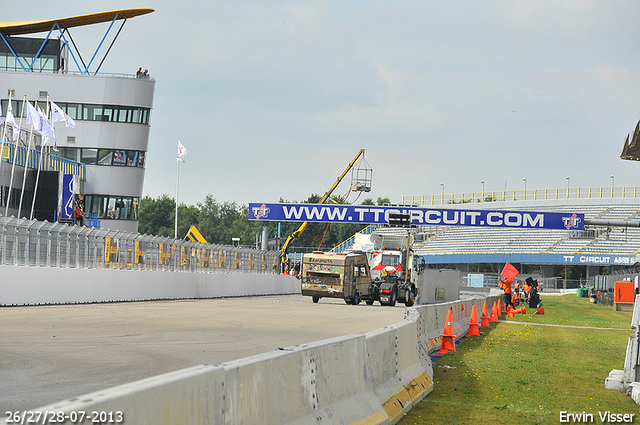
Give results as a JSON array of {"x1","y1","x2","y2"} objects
[{"x1": 501, "y1": 262, "x2": 519, "y2": 280}]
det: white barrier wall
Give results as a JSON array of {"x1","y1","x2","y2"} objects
[
  {"x1": 0, "y1": 265, "x2": 301, "y2": 305},
  {"x1": 605, "y1": 294, "x2": 640, "y2": 403},
  {"x1": 5, "y1": 295, "x2": 502, "y2": 425}
]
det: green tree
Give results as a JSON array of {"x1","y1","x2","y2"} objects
[
  {"x1": 197, "y1": 196, "x2": 248, "y2": 245},
  {"x1": 138, "y1": 195, "x2": 175, "y2": 236},
  {"x1": 177, "y1": 204, "x2": 200, "y2": 240}
]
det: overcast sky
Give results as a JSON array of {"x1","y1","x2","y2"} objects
[{"x1": 4, "y1": 1, "x2": 640, "y2": 207}]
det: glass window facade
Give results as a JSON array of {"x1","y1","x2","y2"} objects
[
  {"x1": 85, "y1": 195, "x2": 140, "y2": 220},
  {"x1": 58, "y1": 148, "x2": 146, "y2": 168},
  {"x1": 0, "y1": 100, "x2": 151, "y2": 125}
]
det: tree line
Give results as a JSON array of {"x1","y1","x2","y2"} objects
[{"x1": 138, "y1": 194, "x2": 391, "y2": 251}]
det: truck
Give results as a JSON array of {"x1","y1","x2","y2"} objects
[
  {"x1": 366, "y1": 227, "x2": 418, "y2": 307},
  {"x1": 301, "y1": 251, "x2": 379, "y2": 305}
]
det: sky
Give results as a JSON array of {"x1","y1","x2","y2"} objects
[{"x1": 3, "y1": 1, "x2": 640, "y2": 207}]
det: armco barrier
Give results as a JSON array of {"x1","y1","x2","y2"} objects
[{"x1": 6, "y1": 295, "x2": 500, "y2": 425}]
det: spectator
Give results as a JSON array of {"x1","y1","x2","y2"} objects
[{"x1": 136, "y1": 67, "x2": 142, "y2": 78}]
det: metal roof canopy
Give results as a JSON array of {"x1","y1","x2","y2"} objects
[{"x1": 0, "y1": 8, "x2": 154, "y2": 75}]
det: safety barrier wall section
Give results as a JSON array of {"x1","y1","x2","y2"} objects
[
  {"x1": 606, "y1": 295, "x2": 640, "y2": 404},
  {"x1": 366, "y1": 317, "x2": 433, "y2": 423},
  {"x1": 0, "y1": 266, "x2": 301, "y2": 306},
  {"x1": 11, "y1": 295, "x2": 501, "y2": 425}
]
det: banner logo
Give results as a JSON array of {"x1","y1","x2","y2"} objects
[
  {"x1": 562, "y1": 213, "x2": 581, "y2": 229},
  {"x1": 252, "y1": 203, "x2": 270, "y2": 219}
]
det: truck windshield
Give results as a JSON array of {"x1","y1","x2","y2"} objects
[{"x1": 381, "y1": 254, "x2": 400, "y2": 267}]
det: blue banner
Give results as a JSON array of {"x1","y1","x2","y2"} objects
[
  {"x1": 248, "y1": 203, "x2": 585, "y2": 230},
  {"x1": 419, "y1": 252, "x2": 638, "y2": 266},
  {"x1": 61, "y1": 174, "x2": 74, "y2": 219}
]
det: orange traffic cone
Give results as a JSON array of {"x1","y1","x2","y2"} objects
[
  {"x1": 467, "y1": 304, "x2": 480, "y2": 336},
  {"x1": 480, "y1": 301, "x2": 490, "y2": 328},
  {"x1": 436, "y1": 307, "x2": 457, "y2": 353},
  {"x1": 535, "y1": 307, "x2": 544, "y2": 315},
  {"x1": 489, "y1": 301, "x2": 498, "y2": 323},
  {"x1": 507, "y1": 306, "x2": 526, "y2": 317}
]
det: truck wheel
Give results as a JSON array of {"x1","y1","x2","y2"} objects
[
  {"x1": 404, "y1": 290, "x2": 414, "y2": 307},
  {"x1": 389, "y1": 288, "x2": 397, "y2": 307},
  {"x1": 312, "y1": 296, "x2": 320, "y2": 304}
]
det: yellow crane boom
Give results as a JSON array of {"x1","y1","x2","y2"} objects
[{"x1": 280, "y1": 149, "x2": 365, "y2": 260}]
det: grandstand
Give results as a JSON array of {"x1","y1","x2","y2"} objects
[
  {"x1": 412, "y1": 190, "x2": 640, "y2": 264},
  {"x1": 333, "y1": 186, "x2": 640, "y2": 281}
]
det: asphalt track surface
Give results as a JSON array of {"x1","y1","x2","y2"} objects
[{"x1": 1, "y1": 294, "x2": 407, "y2": 413}]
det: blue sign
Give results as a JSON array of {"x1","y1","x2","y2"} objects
[
  {"x1": 418, "y1": 252, "x2": 639, "y2": 266},
  {"x1": 248, "y1": 203, "x2": 584, "y2": 230},
  {"x1": 61, "y1": 174, "x2": 74, "y2": 219}
]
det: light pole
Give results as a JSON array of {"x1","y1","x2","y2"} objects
[
  {"x1": 610, "y1": 174, "x2": 615, "y2": 197},
  {"x1": 440, "y1": 182, "x2": 445, "y2": 205},
  {"x1": 566, "y1": 176, "x2": 570, "y2": 199},
  {"x1": 523, "y1": 177, "x2": 527, "y2": 200},
  {"x1": 481, "y1": 180, "x2": 485, "y2": 201}
]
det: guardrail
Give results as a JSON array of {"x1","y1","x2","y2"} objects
[
  {"x1": 1, "y1": 143, "x2": 86, "y2": 180},
  {"x1": 403, "y1": 186, "x2": 640, "y2": 206},
  {"x1": 0, "y1": 216, "x2": 277, "y2": 273}
]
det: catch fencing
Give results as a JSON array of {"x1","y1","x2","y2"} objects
[{"x1": 0, "y1": 216, "x2": 277, "y2": 274}]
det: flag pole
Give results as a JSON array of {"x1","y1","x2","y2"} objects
[
  {"x1": 175, "y1": 154, "x2": 179, "y2": 239},
  {"x1": 30, "y1": 95, "x2": 50, "y2": 220},
  {"x1": 18, "y1": 100, "x2": 37, "y2": 219},
  {"x1": 0, "y1": 91, "x2": 10, "y2": 183},
  {"x1": 5, "y1": 95, "x2": 26, "y2": 217}
]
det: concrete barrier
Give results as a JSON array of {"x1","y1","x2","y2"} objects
[
  {"x1": 367, "y1": 318, "x2": 432, "y2": 423},
  {"x1": 0, "y1": 266, "x2": 300, "y2": 305},
  {"x1": 605, "y1": 294, "x2": 640, "y2": 403},
  {"x1": 4, "y1": 295, "x2": 501, "y2": 425}
]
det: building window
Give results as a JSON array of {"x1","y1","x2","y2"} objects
[
  {"x1": 81, "y1": 148, "x2": 97, "y2": 165},
  {"x1": 97, "y1": 149, "x2": 113, "y2": 166},
  {"x1": 1, "y1": 99, "x2": 150, "y2": 125},
  {"x1": 57, "y1": 148, "x2": 145, "y2": 168},
  {"x1": 85, "y1": 194, "x2": 140, "y2": 220}
]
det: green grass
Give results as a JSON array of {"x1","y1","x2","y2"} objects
[{"x1": 399, "y1": 295, "x2": 639, "y2": 425}]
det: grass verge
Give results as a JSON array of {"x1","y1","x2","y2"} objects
[{"x1": 399, "y1": 295, "x2": 639, "y2": 425}]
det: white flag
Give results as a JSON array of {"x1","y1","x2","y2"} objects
[
  {"x1": 25, "y1": 101, "x2": 40, "y2": 128},
  {"x1": 50, "y1": 99, "x2": 76, "y2": 128},
  {"x1": 37, "y1": 106, "x2": 54, "y2": 143},
  {"x1": 5, "y1": 100, "x2": 17, "y2": 141},
  {"x1": 65, "y1": 114, "x2": 76, "y2": 128},
  {"x1": 0, "y1": 98, "x2": 3, "y2": 126},
  {"x1": 177, "y1": 139, "x2": 187, "y2": 162},
  {"x1": 50, "y1": 100, "x2": 66, "y2": 123}
]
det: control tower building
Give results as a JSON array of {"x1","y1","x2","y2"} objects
[{"x1": 0, "y1": 9, "x2": 155, "y2": 232}]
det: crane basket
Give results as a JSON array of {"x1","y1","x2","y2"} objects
[{"x1": 351, "y1": 155, "x2": 372, "y2": 192}]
